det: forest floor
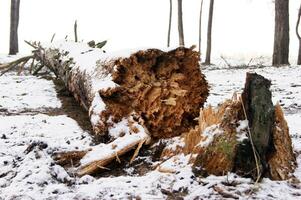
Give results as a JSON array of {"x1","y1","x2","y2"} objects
[{"x1": 0, "y1": 54, "x2": 301, "y2": 199}]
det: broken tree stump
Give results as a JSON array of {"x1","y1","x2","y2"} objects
[
  {"x1": 236, "y1": 72, "x2": 275, "y2": 179},
  {"x1": 189, "y1": 73, "x2": 296, "y2": 181}
]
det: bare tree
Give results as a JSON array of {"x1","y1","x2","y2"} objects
[
  {"x1": 198, "y1": 0, "x2": 204, "y2": 55},
  {"x1": 167, "y1": 0, "x2": 172, "y2": 47},
  {"x1": 205, "y1": 0, "x2": 214, "y2": 65},
  {"x1": 74, "y1": 20, "x2": 78, "y2": 42},
  {"x1": 296, "y1": 3, "x2": 301, "y2": 65},
  {"x1": 272, "y1": 0, "x2": 290, "y2": 66},
  {"x1": 177, "y1": 0, "x2": 185, "y2": 46},
  {"x1": 9, "y1": 0, "x2": 20, "y2": 55}
]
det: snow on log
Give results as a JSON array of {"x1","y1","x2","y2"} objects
[
  {"x1": 31, "y1": 41, "x2": 208, "y2": 175},
  {"x1": 34, "y1": 41, "x2": 209, "y2": 139}
]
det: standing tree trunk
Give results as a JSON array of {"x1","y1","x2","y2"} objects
[
  {"x1": 296, "y1": 3, "x2": 301, "y2": 65},
  {"x1": 167, "y1": 0, "x2": 172, "y2": 47},
  {"x1": 74, "y1": 20, "x2": 78, "y2": 42},
  {"x1": 198, "y1": 0, "x2": 204, "y2": 55},
  {"x1": 272, "y1": 0, "x2": 290, "y2": 66},
  {"x1": 9, "y1": 0, "x2": 20, "y2": 55},
  {"x1": 177, "y1": 0, "x2": 185, "y2": 46},
  {"x1": 205, "y1": 0, "x2": 214, "y2": 65}
]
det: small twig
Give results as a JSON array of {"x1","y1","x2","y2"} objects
[
  {"x1": 17, "y1": 58, "x2": 30, "y2": 75},
  {"x1": 247, "y1": 58, "x2": 254, "y2": 67},
  {"x1": 51, "y1": 33, "x2": 56, "y2": 43},
  {"x1": 239, "y1": 95, "x2": 262, "y2": 198},
  {"x1": 0, "y1": 55, "x2": 34, "y2": 76},
  {"x1": 240, "y1": 96, "x2": 261, "y2": 181},
  {"x1": 115, "y1": 151, "x2": 121, "y2": 163},
  {"x1": 220, "y1": 56, "x2": 232, "y2": 68},
  {"x1": 29, "y1": 58, "x2": 35, "y2": 74},
  {"x1": 130, "y1": 138, "x2": 146, "y2": 164},
  {"x1": 32, "y1": 63, "x2": 45, "y2": 75},
  {"x1": 0, "y1": 55, "x2": 33, "y2": 70},
  {"x1": 24, "y1": 40, "x2": 38, "y2": 49},
  {"x1": 96, "y1": 165, "x2": 110, "y2": 170},
  {"x1": 213, "y1": 185, "x2": 239, "y2": 199}
]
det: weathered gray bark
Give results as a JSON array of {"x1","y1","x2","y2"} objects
[
  {"x1": 9, "y1": 0, "x2": 20, "y2": 55},
  {"x1": 177, "y1": 0, "x2": 185, "y2": 46},
  {"x1": 204, "y1": 0, "x2": 214, "y2": 65},
  {"x1": 238, "y1": 73, "x2": 275, "y2": 179},
  {"x1": 272, "y1": 0, "x2": 290, "y2": 66},
  {"x1": 167, "y1": 0, "x2": 172, "y2": 47},
  {"x1": 296, "y1": 3, "x2": 301, "y2": 65},
  {"x1": 198, "y1": 0, "x2": 204, "y2": 54}
]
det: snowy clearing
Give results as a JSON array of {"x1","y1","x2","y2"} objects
[{"x1": 0, "y1": 56, "x2": 300, "y2": 199}]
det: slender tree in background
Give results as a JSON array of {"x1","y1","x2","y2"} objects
[
  {"x1": 9, "y1": 0, "x2": 20, "y2": 55},
  {"x1": 296, "y1": 3, "x2": 301, "y2": 65},
  {"x1": 272, "y1": 0, "x2": 290, "y2": 66},
  {"x1": 167, "y1": 0, "x2": 172, "y2": 47},
  {"x1": 198, "y1": 0, "x2": 204, "y2": 55},
  {"x1": 177, "y1": 0, "x2": 185, "y2": 46},
  {"x1": 74, "y1": 20, "x2": 78, "y2": 42},
  {"x1": 205, "y1": 0, "x2": 214, "y2": 65}
]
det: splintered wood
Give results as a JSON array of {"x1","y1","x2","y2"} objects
[
  {"x1": 161, "y1": 73, "x2": 296, "y2": 181},
  {"x1": 32, "y1": 42, "x2": 208, "y2": 176},
  {"x1": 35, "y1": 43, "x2": 208, "y2": 139},
  {"x1": 97, "y1": 47, "x2": 209, "y2": 138}
]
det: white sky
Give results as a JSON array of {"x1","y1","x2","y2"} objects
[{"x1": 0, "y1": 0, "x2": 300, "y2": 60}]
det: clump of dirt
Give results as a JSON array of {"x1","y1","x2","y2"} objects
[{"x1": 99, "y1": 47, "x2": 209, "y2": 138}]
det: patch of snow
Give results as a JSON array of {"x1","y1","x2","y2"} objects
[
  {"x1": 89, "y1": 93, "x2": 106, "y2": 127},
  {"x1": 0, "y1": 75, "x2": 61, "y2": 112},
  {"x1": 0, "y1": 114, "x2": 92, "y2": 152},
  {"x1": 108, "y1": 118, "x2": 131, "y2": 138},
  {"x1": 197, "y1": 125, "x2": 223, "y2": 147},
  {"x1": 80, "y1": 116, "x2": 149, "y2": 165},
  {"x1": 236, "y1": 120, "x2": 249, "y2": 142},
  {"x1": 161, "y1": 136, "x2": 185, "y2": 152}
]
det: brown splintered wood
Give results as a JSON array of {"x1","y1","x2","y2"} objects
[{"x1": 98, "y1": 47, "x2": 209, "y2": 138}]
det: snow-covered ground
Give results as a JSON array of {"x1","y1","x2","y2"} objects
[{"x1": 0, "y1": 57, "x2": 301, "y2": 199}]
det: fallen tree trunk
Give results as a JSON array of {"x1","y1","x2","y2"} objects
[
  {"x1": 30, "y1": 41, "x2": 209, "y2": 175},
  {"x1": 34, "y1": 42, "x2": 209, "y2": 139}
]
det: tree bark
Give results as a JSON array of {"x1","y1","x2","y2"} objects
[
  {"x1": 272, "y1": 0, "x2": 290, "y2": 66},
  {"x1": 167, "y1": 0, "x2": 172, "y2": 47},
  {"x1": 205, "y1": 0, "x2": 214, "y2": 65},
  {"x1": 9, "y1": 0, "x2": 20, "y2": 55},
  {"x1": 198, "y1": 0, "x2": 204, "y2": 55},
  {"x1": 296, "y1": 3, "x2": 301, "y2": 65},
  {"x1": 177, "y1": 0, "x2": 185, "y2": 46}
]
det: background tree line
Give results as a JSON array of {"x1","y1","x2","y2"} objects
[{"x1": 8, "y1": 0, "x2": 300, "y2": 66}]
